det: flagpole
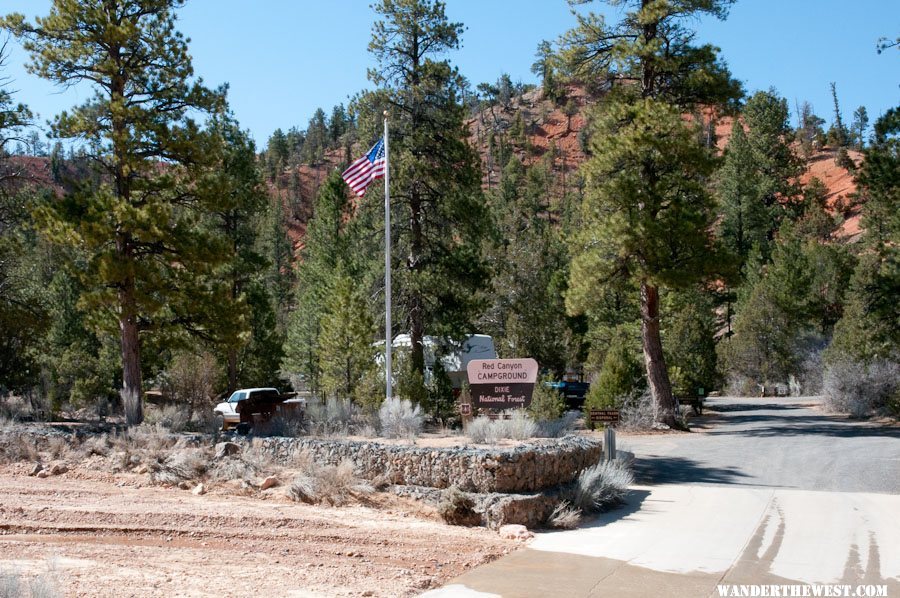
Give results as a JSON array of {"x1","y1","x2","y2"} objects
[{"x1": 383, "y1": 111, "x2": 392, "y2": 401}]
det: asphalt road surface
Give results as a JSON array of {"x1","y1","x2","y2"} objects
[
  {"x1": 624, "y1": 395, "x2": 900, "y2": 493},
  {"x1": 426, "y1": 396, "x2": 900, "y2": 597}
]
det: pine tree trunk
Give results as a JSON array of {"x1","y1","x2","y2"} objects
[
  {"x1": 640, "y1": 282, "x2": 676, "y2": 427},
  {"x1": 119, "y1": 270, "x2": 143, "y2": 426},
  {"x1": 408, "y1": 189, "x2": 426, "y2": 377},
  {"x1": 227, "y1": 350, "x2": 238, "y2": 394}
]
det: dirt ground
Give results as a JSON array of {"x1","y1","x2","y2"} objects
[{"x1": 0, "y1": 462, "x2": 513, "y2": 597}]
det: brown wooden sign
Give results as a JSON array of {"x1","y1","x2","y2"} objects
[
  {"x1": 589, "y1": 408, "x2": 620, "y2": 424},
  {"x1": 466, "y1": 358, "x2": 539, "y2": 409}
]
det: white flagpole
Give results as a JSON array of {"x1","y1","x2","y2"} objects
[{"x1": 383, "y1": 111, "x2": 392, "y2": 401}]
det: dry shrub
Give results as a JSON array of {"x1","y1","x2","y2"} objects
[
  {"x1": 465, "y1": 416, "x2": 497, "y2": 444},
  {"x1": 0, "y1": 565, "x2": 62, "y2": 598},
  {"x1": 379, "y1": 397, "x2": 424, "y2": 439},
  {"x1": 0, "y1": 426, "x2": 39, "y2": 464},
  {"x1": 45, "y1": 435, "x2": 76, "y2": 461},
  {"x1": 288, "y1": 459, "x2": 373, "y2": 506},
  {"x1": 547, "y1": 501, "x2": 582, "y2": 529},
  {"x1": 618, "y1": 390, "x2": 661, "y2": 431},
  {"x1": 79, "y1": 434, "x2": 112, "y2": 458},
  {"x1": 572, "y1": 460, "x2": 634, "y2": 513},
  {"x1": 151, "y1": 448, "x2": 209, "y2": 485},
  {"x1": 535, "y1": 412, "x2": 580, "y2": 438},
  {"x1": 465, "y1": 411, "x2": 537, "y2": 444},
  {"x1": 209, "y1": 439, "x2": 281, "y2": 483},
  {"x1": 143, "y1": 404, "x2": 190, "y2": 433},
  {"x1": 437, "y1": 485, "x2": 480, "y2": 526},
  {"x1": 823, "y1": 359, "x2": 900, "y2": 417}
]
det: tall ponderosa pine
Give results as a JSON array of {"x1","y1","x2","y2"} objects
[
  {"x1": 718, "y1": 90, "x2": 802, "y2": 270},
  {"x1": 561, "y1": 0, "x2": 742, "y2": 427},
  {"x1": 366, "y1": 0, "x2": 488, "y2": 383},
  {"x1": 6, "y1": 1, "x2": 225, "y2": 424}
]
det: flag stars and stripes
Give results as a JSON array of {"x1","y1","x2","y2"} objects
[{"x1": 342, "y1": 138, "x2": 386, "y2": 196}]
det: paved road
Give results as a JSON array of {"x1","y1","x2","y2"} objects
[
  {"x1": 426, "y1": 396, "x2": 900, "y2": 597},
  {"x1": 624, "y1": 396, "x2": 900, "y2": 493}
]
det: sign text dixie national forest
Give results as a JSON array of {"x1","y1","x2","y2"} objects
[{"x1": 466, "y1": 358, "x2": 538, "y2": 409}]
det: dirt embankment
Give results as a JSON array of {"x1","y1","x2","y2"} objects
[{"x1": 0, "y1": 462, "x2": 512, "y2": 597}]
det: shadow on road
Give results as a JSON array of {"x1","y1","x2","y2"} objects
[
  {"x1": 708, "y1": 402, "x2": 805, "y2": 413},
  {"x1": 633, "y1": 455, "x2": 752, "y2": 485},
  {"x1": 578, "y1": 488, "x2": 651, "y2": 529},
  {"x1": 703, "y1": 415, "x2": 900, "y2": 439}
]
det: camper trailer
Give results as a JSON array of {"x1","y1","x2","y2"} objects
[{"x1": 388, "y1": 334, "x2": 497, "y2": 388}]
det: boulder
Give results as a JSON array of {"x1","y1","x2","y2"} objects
[
  {"x1": 29, "y1": 462, "x2": 43, "y2": 477},
  {"x1": 49, "y1": 462, "x2": 68, "y2": 476},
  {"x1": 260, "y1": 476, "x2": 279, "y2": 491},
  {"x1": 498, "y1": 524, "x2": 533, "y2": 541},
  {"x1": 191, "y1": 483, "x2": 206, "y2": 496},
  {"x1": 214, "y1": 442, "x2": 241, "y2": 459}
]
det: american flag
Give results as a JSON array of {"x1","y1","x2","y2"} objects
[{"x1": 342, "y1": 138, "x2": 386, "y2": 197}]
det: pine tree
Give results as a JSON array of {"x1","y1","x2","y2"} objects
[
  {"x1": 366, "y1": 0, "x2": 488, "y2": 384},
  {"x1": 6, "y1": 1, "x2": 226, "y2": 424},
  {"x1": 827, "y1": 107, "x2": 900, "y2": 362},
  {"x1": 317, "y1": 266, "x2": 376, "y2": 403},
  {"x1": 561, "y1": 0, "x2": 742, "y2": 427},
  {"x1": 850, "y1": 106, "x2": 869, "y2": 151}
]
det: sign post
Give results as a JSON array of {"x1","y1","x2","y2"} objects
[{"x1": 466, "y1": 358, "x2": 539, "y2": 410}]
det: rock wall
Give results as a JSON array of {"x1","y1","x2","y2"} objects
[{"x1": 252, "y1": 436, "x2": 602, "y2": 493}]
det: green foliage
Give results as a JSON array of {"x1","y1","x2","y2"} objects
[
  {"x1": 318, "y1": 266, "x2": 376, "y2": 403},
  {"x1": 663, "y1": 288, "x2": 718, "y2": 395},
  {"x1": 584, "y1": 330, "x2": 644, "y2": 411},
  {"x1": 528, "y1": 375, "x2": 566, "y2": 422},
  {"x1": 827, "y1": 107, "x2": 900, "y2": 363},
  {"x1": 425, "y1": 360, "x2": 456, "y2": 423},
  {"x1": 6, "y1": 1, "x2": 230, "y2": 423},
  {"x1": 717, "y1": 90, "x2": 803, "y2": 270},
  {"x1": 364, "y1": 0, "x2": 489, "y2": 375},
  {"x1": 480, "y1": 156, "x2": 579, "y2": 372},
  {"x1": 283, "y1": 172, "x2": 365, "y2": 394}
]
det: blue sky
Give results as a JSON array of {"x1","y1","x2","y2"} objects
[{"x1": 2, "y1": 0, "x2": 898, "y2": 148}]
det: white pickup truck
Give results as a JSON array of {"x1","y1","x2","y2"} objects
[{"x1": 213, "y1": 388, "x2": 283, "y2": 431}]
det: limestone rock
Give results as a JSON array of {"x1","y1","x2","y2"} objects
[
  {"x1": 192, "y1": 483, "x2": 206, "y2": 496},
  {"x1": 36, "y1": 469, "x2": 50, "y2": 479},
  {"x1": 260, "y1": 476, "x2": 279, "y2": 491},
  {"x1": 29, "y1": 462, "x2": 43, "y2": 476},
  {"x1": 49, "y1": 462, "x2": 68, "y2": 476},
  {"x1": 498, "y1": 524, "x2": 533, "y2": 541}
]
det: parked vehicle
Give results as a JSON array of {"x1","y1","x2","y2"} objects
[{"x1": 213, "y1": 388, "x2": 302, "y2": 432}]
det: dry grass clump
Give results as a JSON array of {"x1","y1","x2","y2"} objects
[
  {"x1": 0, "y1": 565, "x2": 62, "y2": 598},
  {"x1": 150, "y1": 447, "x2": 210, "y2": 485},
  {"x1": 0, "y1": 422, "x2": 39, "y2": 464},
  {"x1": 572, "y1": 460, "x2": 634, "y2": 513},
  {"x1": 288, "y1": 459, "x2": 374, "y2": 506},
  {"x1": 466, "y1": 410, "x2": 537, "y2": 444},
  {"x1": 547, "y1": 501, "x2": 582, "y2": 529},
  {"x1": 143, "y1": 404, "x2": 191, "y2": 433}
]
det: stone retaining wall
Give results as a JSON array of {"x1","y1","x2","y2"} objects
[{"x1": 252, "y1": 436, "x2": 602, "y2": 493}]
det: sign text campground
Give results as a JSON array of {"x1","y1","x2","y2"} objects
[{"x1": 466, "y1": 358, "x2": 539, "y2": 409}]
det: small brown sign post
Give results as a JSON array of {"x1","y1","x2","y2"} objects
[
  {"x1": 588, "y1": 408, "x2": 620, "y2": 430},
  {"x1": 466, "y1": 358, "x2": 539, "y2": 410}
]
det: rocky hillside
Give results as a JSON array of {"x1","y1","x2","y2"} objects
[{"x1": 6, "y1": 85, "x2": 863, "y2": 255}]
